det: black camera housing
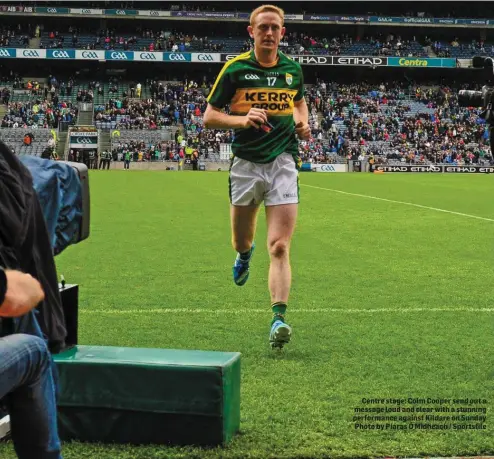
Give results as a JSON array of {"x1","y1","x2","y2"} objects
[{"x1": 63, "y1": 161, "x2": 90, "y2": 246}]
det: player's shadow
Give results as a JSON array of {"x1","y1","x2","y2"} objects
[{"x1": 265, "y1": 348, "x2": 311, "y2": 360}]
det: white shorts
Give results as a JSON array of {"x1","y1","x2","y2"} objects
[{"x1": 229, "y1": 153, "x2": 299, "y2": 207}]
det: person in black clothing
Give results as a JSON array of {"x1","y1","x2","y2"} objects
[
  {"x1": 0, "y1": 140, "x2": 67, "y2": 353},
  {"x1": 0, "y1": 267, "x2": 62, "y2": 459},
  {"x1": 0, "y1": 136, "x2": 66, "y2": 459}
]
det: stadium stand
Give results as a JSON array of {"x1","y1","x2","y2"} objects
[
  {"x1": 31, "y1": 28, "x2": 432, "y2": 57},
  {"x1": 2, "y1": 101, "x2": 77, "y2": 128},
  {"x1": 0, "y1": 3, "x2": 492, "y2": 168},
  {"x1": 0, "y1": 127, "x2": 55, "y2": 157},
  {"x1": 309, "y1": 81, "x2": 492, "y2": 164},
  {"x1": 2, "y1": 72, "x2": 492, "y2": 167}
]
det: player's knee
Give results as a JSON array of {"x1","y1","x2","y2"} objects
[{"x1": 268, "y1": 239, "x2": 289, "y2": 259}]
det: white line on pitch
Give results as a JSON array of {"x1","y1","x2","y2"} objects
[
  {"x1": 80, "y1": 307, "x2": 494, "y2": 315},
  {"x1": 301, "y1": 184, "x2": 494, "y2": 223}
]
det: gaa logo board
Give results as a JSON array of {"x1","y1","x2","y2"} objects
[
  {"x1": 70, "y1": 134, "x2": 98, "y2": 149},
  {"x1": 48, "y1": 49, "x2": 75, "y2": 59},
  {"x1": 0, "y1": 48, "x2": 15, "y2": 58},
  {"x1": 77, "y1": 50, "x2": 104, "y2": 59},
  {"x1": 18, "y1": 48, "x2": 46, "y2": 58},
  {"x1": 106, "y1": 51, "x2": 133, "y2": 60},
  {"x1": 163, "y1": 53, "x2": 192, "y2": 62},
  {"x1": 191, "y1": 53, "x2": 221, "y2": 62},
  {"x1": 134, "y1": 52, "x2": 163, "y2": 61}
]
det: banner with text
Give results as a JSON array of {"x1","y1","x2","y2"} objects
[
  {"x1": 137, "y1": 10, "x2": 171, "y2": 17},
  {"x1": 170, "y1": 10, "x2": 235, "y2": 18},
  {"x1": 312, "y1": 164, "x2": 348, "y2": 172},
  {"x1": 191, "y1": 53, "x2": 222, "y2": 63},
  {"x1": 0, "y1": 47, "x2": 16, "y2": 58},
  {"x1": 368, "y1": 16, "x2": 491, "y2": 26},
  {"x1": 388, "y1": 57, "x2": 457, "y2": 68},
  {"x1": 372, "y1": 165, "x2": 494, "y2": 173},
  {"x1": 70, "y1": 8, "x2": 104, "y2": 15},
  {"x1": 69, "y1": 130, "x2": 99, "y2": 150},
  {"x1": 221, "y1": 54, "x2": 389, "y2": 66},
  {"x1": 0, "y1": 48, "x2": 459, "y2": 68},
  {"x1": 0, "y1": 6, "x2": 493, "y2": 26}
]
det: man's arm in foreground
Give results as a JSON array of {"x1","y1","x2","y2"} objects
[{"x1": 0, "y1": 268, "x2": 45, "y2": 318}]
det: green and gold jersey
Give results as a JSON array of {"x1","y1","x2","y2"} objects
[{"x1": 207, "y1": 50, "x2": 304, "y2": 164}]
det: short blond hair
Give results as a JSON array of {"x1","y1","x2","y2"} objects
[{"x1": 250, "y1": 4, "x2": 285, "y2": 27}]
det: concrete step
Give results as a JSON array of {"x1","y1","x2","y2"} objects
[
  {"x1": 56, "y1": 132, "x2": 68, "y2": 159},
  {"x1": 29, "y1": 37, "x2": 40, "y2": 49},
  {"x1": 77, "y1": 111, "x2": 94, "y2": 126},
  {"x1": 99, "y1": 130, "x2": 111, "y2": 151}
]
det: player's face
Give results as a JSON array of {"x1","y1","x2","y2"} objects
[{"x1": 249, "y1": 12, "x2": 285, "y2": 52}]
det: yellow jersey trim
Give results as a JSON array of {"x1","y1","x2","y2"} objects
[{"x1": 207, "y1": 51, "x2": 252, "y2": 104}]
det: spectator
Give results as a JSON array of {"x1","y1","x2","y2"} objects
[{"x1": 0, "y1": 268, "x2": 62, "y2": 459}]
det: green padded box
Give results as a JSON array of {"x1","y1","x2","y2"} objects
[{"x1": 53, "y1": 345, "x2": 241, "y2": 446}]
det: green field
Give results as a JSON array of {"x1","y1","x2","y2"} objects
[{"x1": 1, "y1": 171, "x2": 493, "y2": 459}]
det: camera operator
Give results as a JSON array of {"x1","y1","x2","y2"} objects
[
  {"x1": 0, "y1": 268, "x2": 62, "y2": 459},
  {"x1": 0, "y1": 140, "x2": 67, "y2": 354},
  {"x1": 458, "y1": 57, "x2": 494, "y2": 157}
]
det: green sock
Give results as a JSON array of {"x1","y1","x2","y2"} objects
[{"x1": 271, "y1": 302, "x2": 287, "y2": 325}]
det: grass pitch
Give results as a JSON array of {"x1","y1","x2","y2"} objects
[{"x1": 0, "y1": 171, "x2": 492, "y2": 458}]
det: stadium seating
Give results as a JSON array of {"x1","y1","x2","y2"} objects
[
  {"x1": 40, "y1": 33, "x2": 156, "y2": 51},
  {"x1": 1, "y1": 76, "x2": 491, "y2": 167},
  {"x1": 0, "y1": 27, "x2": 31, "y2": 48},
  {"x1": 342, "y1": 40, "x2": 428, "y2": 57},
  {"x1": 4, "y1": 24, "x2": 445, "y2": 57},
  {"x1": 0, "y1": 128, "x2": 54, "y2": 157},
  {"x1": 438, "y1": 43, "x2": 494, "y2": 59}
]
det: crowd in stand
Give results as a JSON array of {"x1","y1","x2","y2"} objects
[
  {"x1": 94, "y1": 79, "x2": 211, "y2": 129},
  {"x1": 0, "y1": 71, "x2": 492, "y2": 166},
  {"x1": 37, "y1": 27, "x2": 428, "y2": 57},
  {"x1": 303, "y1": 80, "x2": 493, "y2": 165},
  {"x1": 110, "y1": 126, "x2": 224, "y2": 162},
  {"x1": 2, "y1": 100, "x2": 77, "y2": 129},
  {"x1": 29, "y1": 21, "x2": 432, "y2": 57},
  {"x1": 425, "y1": 36, "x2": 494, "y2": 58},
  {"x1": 39, "y1": 25, "x2": 231, "y2": 52},
  {"x1": 96, "y1": 79, "x2": 232, "y2": 154},
  {"x1": 0, "y1": 24, "x2": 31, "y2": 47},
  {"x1": 99, "y1": 77, "x2": 493, "y2": 166}
]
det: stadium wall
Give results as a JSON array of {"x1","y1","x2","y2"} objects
[
  {"x1": 111, "y1": 161, "x2": 229, "y2": 171},
  {"x1": 108, "y1": 163, "x2": 494, "y2": 173}
]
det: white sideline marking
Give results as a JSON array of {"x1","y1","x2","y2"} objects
[
  {"x1": 301, "y1": 184, "x2": 494, "y2": 223},
  {"x1": 80, "y1": 307, "x2": 494, "y2": 315}
]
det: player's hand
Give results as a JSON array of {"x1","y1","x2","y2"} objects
[
  {"x1": 0, "y1": 270, "x2": 45, "y2": 318},
  {"x1": 295, "y1": 122, "x2": 311, "y2": 140},
  {"x1": 242, "y1": 108, "x2": 268, "y2": 129}
]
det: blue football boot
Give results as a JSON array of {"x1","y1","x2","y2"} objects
[
  {"x1": 233, "y1": 243, "x2": 255, "y2": 286},
  {"x1": 269, "y1": 320, "x2": 292, "y2": 349}
]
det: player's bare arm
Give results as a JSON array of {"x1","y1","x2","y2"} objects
[
  {"x1": 204, "y1": 105, "x2": 267, "y2": 130},
  {"x1": 293, "y1": 98, "x2": 310, "y2": 140}
]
